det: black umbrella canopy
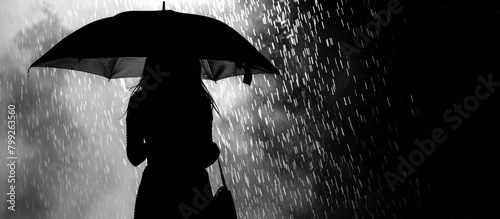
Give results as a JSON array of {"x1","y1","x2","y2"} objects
[{"x1": 29, "y1": 9, "x2": 280, "y2": 84}]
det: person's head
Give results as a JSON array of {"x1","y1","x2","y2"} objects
[
  {"x1": 128, "y1": 56, "x2": 219, "y2": 114},
  {"x1": 138, "y1": 56, "x2": 202, "y2": 89}
]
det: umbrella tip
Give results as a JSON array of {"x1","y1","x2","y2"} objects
[{"x1": 162, "y1": 1, "x2": 165, "y2": 11}]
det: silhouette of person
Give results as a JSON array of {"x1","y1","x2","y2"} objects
[{"x1": 126, "y1": 56, "x2": 221, "y2": 218}]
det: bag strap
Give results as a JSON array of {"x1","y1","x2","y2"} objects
[{"x1": 217, "y1": 158, "x2": 227, "y2": 188}]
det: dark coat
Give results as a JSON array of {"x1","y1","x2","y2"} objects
[{"x1": 126, "y1": 72, "x2": 220, "y2": 218}]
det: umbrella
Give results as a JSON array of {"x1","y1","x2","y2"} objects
[{"x1": 28, "y1": 6, "x2": 280, "y2": 85}]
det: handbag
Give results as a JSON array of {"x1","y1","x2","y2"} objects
[{"x1": 200, "y1": 158, "x2": 237, "y2": 219}]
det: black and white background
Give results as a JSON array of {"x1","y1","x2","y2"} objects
[{"x1": 1, "y1": 0, "x2": 499, "y2": 218}]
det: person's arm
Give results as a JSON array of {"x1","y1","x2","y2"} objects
[{"x1": 126, "y1": 105, "x2": 147, "y2": 167}]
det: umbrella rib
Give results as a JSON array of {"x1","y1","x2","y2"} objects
[
  {"x1": 71, "y1": 58, "x2": 81, "y2": 73},
  {"x1": 108, "y1": 57, "x2": 119, "y2": 78}
]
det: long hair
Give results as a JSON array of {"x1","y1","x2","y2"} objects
[{"x1": 124, "y1": 57, "x2": 220, "y2": 117}]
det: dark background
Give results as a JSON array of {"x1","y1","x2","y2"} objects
[
  {"x1": 318, "y1": 0, "x2": 500, "y2": 218},
  {"x1": 1, "y1": 0, "x2": 499, "y2": 218}
]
